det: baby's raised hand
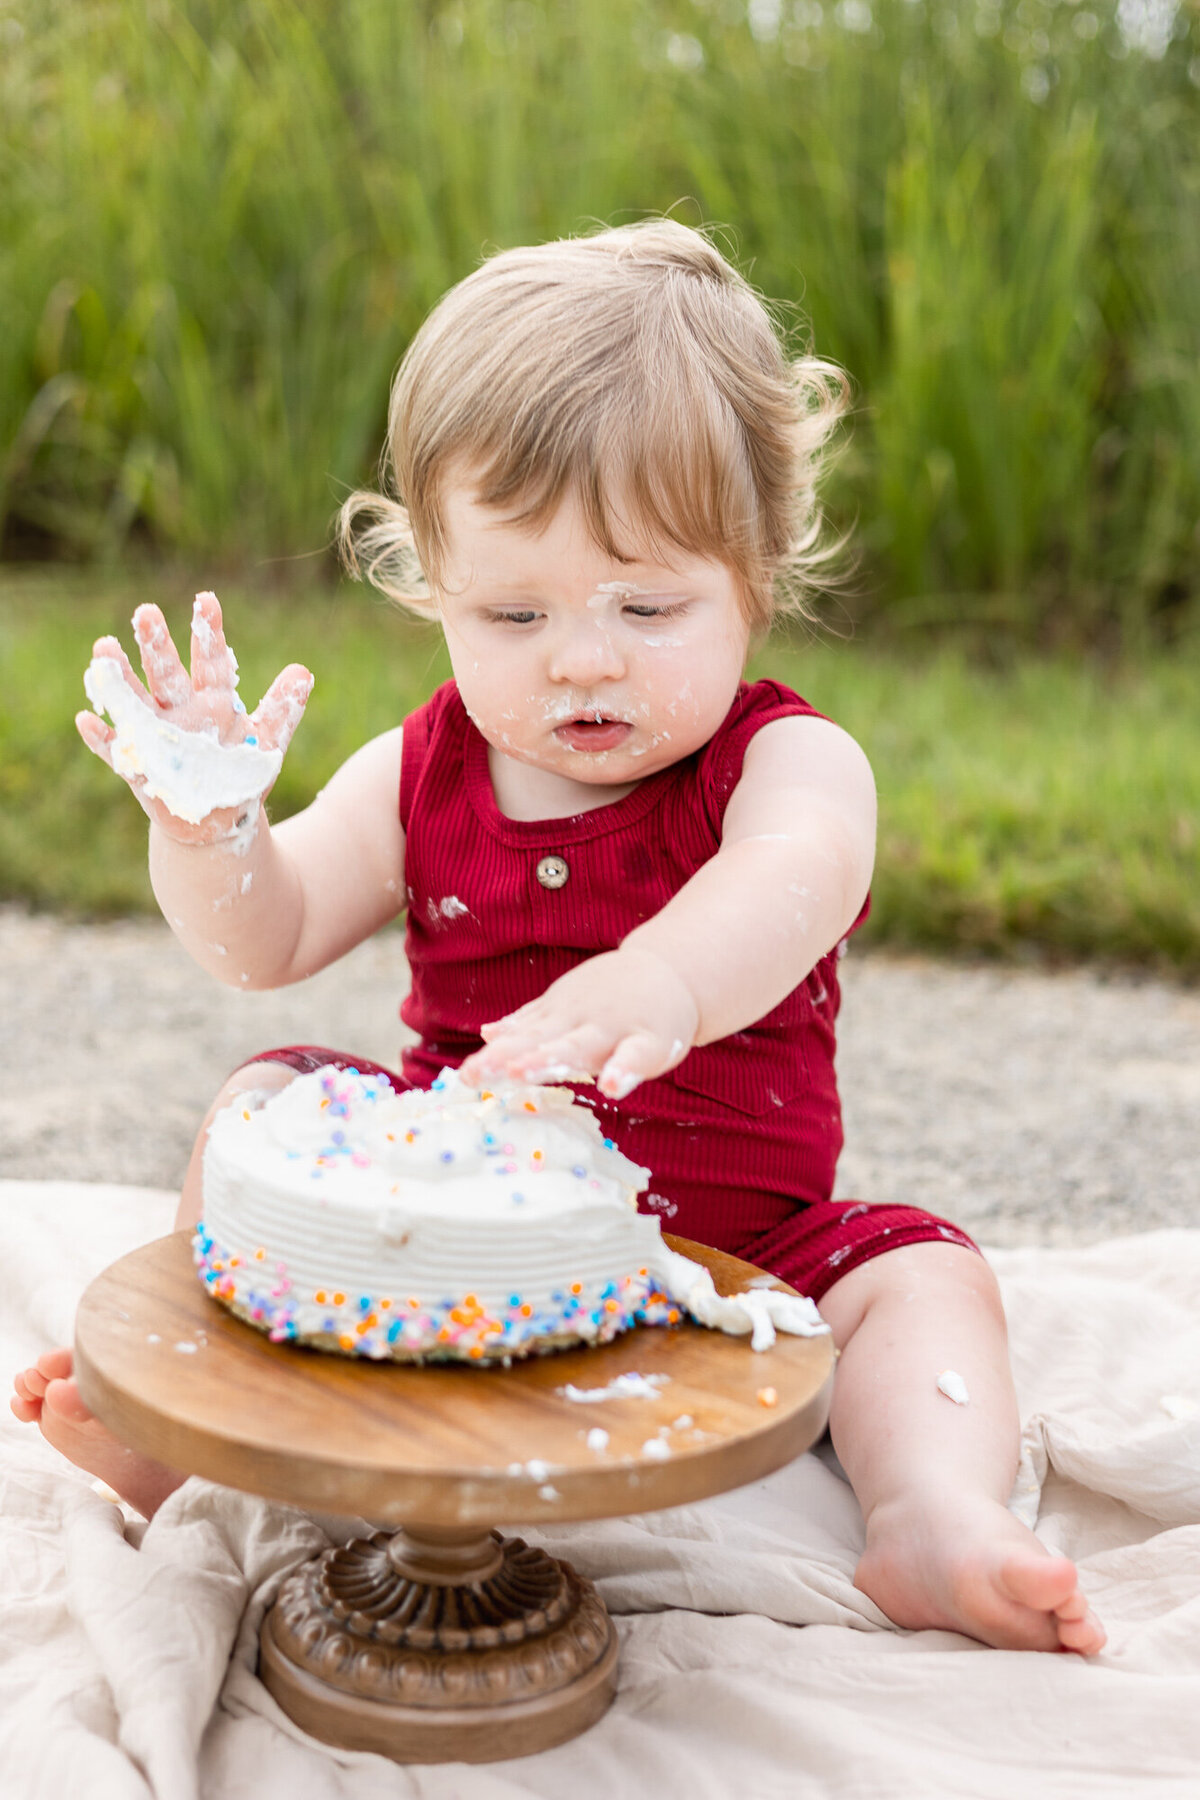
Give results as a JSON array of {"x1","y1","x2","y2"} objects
[
  {"x1": 77, "y1": 592, "x2": 313, "y2": 845},
  {"x1": 460, "y1": 949, "x2": 701, "y2": 1100}
]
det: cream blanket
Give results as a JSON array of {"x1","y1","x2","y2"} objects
[{"x1": 2, "y1": 1180, "x2": 1199, "y2": 1800}]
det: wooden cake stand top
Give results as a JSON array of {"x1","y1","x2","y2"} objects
[{"x1": 75, "y1": 1230, "x2": 835, "y2": 1525}]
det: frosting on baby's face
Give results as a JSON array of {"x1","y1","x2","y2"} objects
[{"x1": 434, "y1": 483, "x2": 750, "y2": 816}]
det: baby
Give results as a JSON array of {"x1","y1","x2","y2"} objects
[{"x1": 12, "y1": 220, "x2": 1103, "y2": 1654}]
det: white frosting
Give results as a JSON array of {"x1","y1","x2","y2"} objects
[
  {"x1": 559, "y1": 1373, "x2": 670, "y2": 1403},
  {"x1": 652, "y1": 1240, "x2": 827, "y2": 1350},
  {"x1": 197, "y1": 1066, "x2": 831, "y2": 1359},
  {"x1": 83, "y1": 655, "x2": 281, "y2": 824}
]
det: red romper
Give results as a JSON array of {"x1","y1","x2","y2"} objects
[{"x1": 256, "y1": 678, "x2": 978, "y2": 1301}]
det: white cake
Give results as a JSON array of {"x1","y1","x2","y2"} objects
[{"x1": 194, "y1": 1065, "x2": 828, "y2": 1362}]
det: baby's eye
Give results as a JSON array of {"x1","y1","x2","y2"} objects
[
  {"x1": 484, "y1": 609, "x2": 540, "y2": 625},
  {"x1": 623, "y1": 602, "x2": 688, "y2": 620}
]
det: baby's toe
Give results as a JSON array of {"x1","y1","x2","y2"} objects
[
  {"x1": 997, "y1": 1551, "x2": 1078, "y2": 1616},
  {"x1": 35, "y1": 1347, "x2": 75, "y2": 1383},
  {"x1": 42, "y1": 1377, "x2": 95, "y2": 1425},
  {"x1": 11, "y1": 1350, "x2": 74, "y2": 1418},
  {"x1": 12, "y1": 1361, "x2": 53, "y2": 1406},
  {"x1": 1058, "y1": 1609, "x2": 1106, "y2": 1655}
]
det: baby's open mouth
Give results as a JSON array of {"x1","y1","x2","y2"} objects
[{"x1": 553, "y1": 713, "x2": 632, "y2": 754}]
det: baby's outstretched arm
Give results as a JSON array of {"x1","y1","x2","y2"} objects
[
  {"x1": 462, "y1": 714, "x2": 876, "y2": 1095},
  {"x1": 80, "y1": 593, "x2": 405, "y2": 988}
]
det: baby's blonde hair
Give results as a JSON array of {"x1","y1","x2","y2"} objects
[{"x1": 337, "y1": 219, "x2": 848, "y2": 633}]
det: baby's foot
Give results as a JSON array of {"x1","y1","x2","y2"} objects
[
  {"x1": 10, "y1": 1347, "x2": 184, "y2": 1519},
  {"x1": 855, "y1": 1486, "x2": 1106, "y2": 1654}
]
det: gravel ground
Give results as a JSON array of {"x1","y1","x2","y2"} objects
[{"x1": 4, "y1": 905, "x2": 1198, "y2": 1248}]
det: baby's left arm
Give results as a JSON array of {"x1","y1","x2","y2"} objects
[{"x1": 461, "y1": 715, "x2": 876, "y2": 1098}]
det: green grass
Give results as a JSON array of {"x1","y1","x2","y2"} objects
[
  {"x1": 3, "y1": 569, "x2": 1197, "y2": 972},
  {"x1": 1, "y1": 0, "x2": 1198, "y2": 639},
  {"x1": 767, "y1": 634, "x2": 1200, "y2": 969}
]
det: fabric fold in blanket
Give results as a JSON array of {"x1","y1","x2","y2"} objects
[{"x1": 1, "y1": 1180, "x2": 1199, "y2": 1799}]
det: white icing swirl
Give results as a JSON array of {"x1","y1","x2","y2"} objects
[{"x1": 249, "y1": 1066, "x2": 647, "y2": 1204}]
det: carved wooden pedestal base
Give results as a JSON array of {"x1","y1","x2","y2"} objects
[
  {"x1": 76, "y1": 1233, "x2": 834, "y2": 1762},
  {"x1": 259, "y1": 1523, "x2": 619, "y2": 1763}
]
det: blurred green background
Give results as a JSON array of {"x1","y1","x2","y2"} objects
[{"x1": 1, "y1": 0, "x2": 1197, "y2": 965}]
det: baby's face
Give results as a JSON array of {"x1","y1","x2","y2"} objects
[{"x1": 435, "y1": 483, "x2": 751, "y2": 796}]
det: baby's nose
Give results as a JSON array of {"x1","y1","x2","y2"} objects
[{"x1": 547, "y1": 623, "x2": 626, "y2": 684}]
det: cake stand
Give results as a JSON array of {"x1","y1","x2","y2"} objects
[{"x1": 74, "y1": 1229, "x2": 835, "y2": 1765}]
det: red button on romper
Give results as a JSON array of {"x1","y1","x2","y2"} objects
[{"x1": 255, "y1": 678, "x2": 978, "y2": 1301}]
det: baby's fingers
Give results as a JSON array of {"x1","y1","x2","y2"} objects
[
  {"x1": 132, "y1": 604, "x2": 191, "y2": 708},
  {"x1": 479, "y1": 1000, "x2": 545, "y2": 1041},
  {"x1": 74, "y1": 711, "x2": 157, "y2": 821},
  {"x1": 509, "y1": 1025, "x2": 610, "y2": 1084},
  {"x1": 460, "y1": 1031, "x2": 578, "y2": 1086},
  {"x1": 598, "y1": 1032, "x2": 679, "y2": 1101},
  {"x1": 80, "y1": 640, "x2": 150, "y2": 747},
  {"x1": 89, "y1": 634, "x2": 151, "y2": 702},
  {"x1": 251, "y1": 664, "x2": 314, "y2": 757},
  {"x1": 458, "y1": 1039, "x2": 535, "y2": 1086},
  {"x1": 189, "y1": 591, "x2": 239, "y2": 694},
  {"x1": 75, "y1": 709, "x2": 115, "y2": 765}
]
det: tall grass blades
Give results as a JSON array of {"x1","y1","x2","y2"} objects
[{"x1": 1, "y1": 0, "x2": 1197, "y2": 639}]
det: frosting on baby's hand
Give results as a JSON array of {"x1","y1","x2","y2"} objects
[{"x1": 83, "y1": 653, "x2": 283, "y2": 827}]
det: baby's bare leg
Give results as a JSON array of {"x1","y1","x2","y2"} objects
[
  {"x1": 819, "y1": 1240, "x2": 1105, "y2": 1654},
  {"x1": 10, "y1": 1060, "x2": 297, "y2": 1518}
]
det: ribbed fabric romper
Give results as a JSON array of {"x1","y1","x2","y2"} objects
[{"x1": 380, "y1": 678, "x2": 978, "y2": 1298}]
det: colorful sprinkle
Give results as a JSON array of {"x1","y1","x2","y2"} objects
[{"x1": 193, "y1": 1225, "x2": 685, "y2": 1366}]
